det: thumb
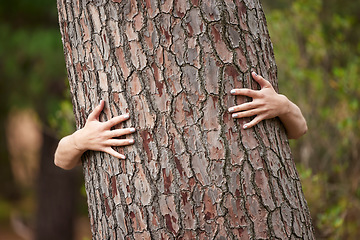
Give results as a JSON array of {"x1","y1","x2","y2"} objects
[
  {"x1": 88, "y1": 100, "x2": 104, "y2": 121},
  {"x1": 252, "y1": 72, "x2": 271, "y2": 89}
]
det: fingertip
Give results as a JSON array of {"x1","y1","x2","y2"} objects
[
  {"x1": 88, "y1": 100, "x2": 104, "y2": 120},
  {"x1": 245, "y1": 116, "x2": 263, "y2": 129},
  {"x1": 97, "y1": 100, "x2": 104, "y2": 108},
  {"x1": 252, "y1": 72, "x2": 269, "y2": 88},
  {"x1": 252, "y1": 71, "x2": 262, "y2": 81},
  {"x1": 116, "y1": 152, "x2": 126, "y2": 160},
  {"x1": 106, "y1": 147, "x2": 126, "y2": 160},
  {"x1": 243, "y1": 122, "x2": 256, "y2": 129},
  {"x1": 123, "y1": 113, "x2": 130, "y2": 120}
]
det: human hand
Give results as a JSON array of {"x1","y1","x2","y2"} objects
[
  {"x1": 73, "y1": 100, "x2": 136, "y2": 159},
  {"x1": 228, "y1": 72, "x2": 289, "y2": 129}
]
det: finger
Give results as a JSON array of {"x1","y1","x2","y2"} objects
[
  {"x1": 228, "y1": 102, "x2": 259, "y2": 113},
  {"x1": 107, "y1": 128, "x2": 136, "y2": 138},
  {"x1": 231, "y1": 108, "x2": 262, "y2": 119},
  {"x1": 104, "y1": 147, "x2": 126, "y2": 160},
  {"x1": 230, "y1": 88, "x2": 261, "y2": 98},
  {"x1": 106, "y1": 139, "x2": 135, "y2": 147},
  {"x1": 252, "y1": 72, "x2": 271, "y2": 88},
  {"x1": 105, "y1": 114, "x2": 130, "y2": 128},
  {"x1": 88, "y1": 100, "x2": 105, "y2": 121},
  {"x1": 243, "y1": 115, "x2": 264, "y2": 129}
]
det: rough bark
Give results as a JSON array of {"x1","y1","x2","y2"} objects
[{"x1": 57, "y1": 0, "x2": 315, "y2": 239}]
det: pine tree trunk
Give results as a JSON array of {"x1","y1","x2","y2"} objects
[{"x1": 57, "y1": 0, "x2": 315, "y2": 239}]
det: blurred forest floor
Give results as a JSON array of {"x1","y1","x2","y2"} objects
[
  {"x1": 1, "y1": 0, "x2": 359, "y2": 239},
  {"x1": 0, "y1": 216, "x2": 91, "y2": 240}
]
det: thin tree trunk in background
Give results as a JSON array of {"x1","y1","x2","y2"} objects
[
  {"x1": 0, "y1": 76, "x2": 19, "y2": 202},
  {"x1": 57, "y1": 0, "x2": 315, "y2": 239},
  {"x1": 0, "y1": 122, "x2": 19, "y2": 200},
  {"x1": 35, "y1": 131, "x2": 78, "y2": 240}
]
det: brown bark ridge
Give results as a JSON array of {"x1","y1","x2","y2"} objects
[{"x1": 57, "y1": 0, "x2": 315, "y2": 239}]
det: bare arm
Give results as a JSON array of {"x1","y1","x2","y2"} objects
[
  {"x1": 228, "y1": 72, "x2": 308, "y2": 139},
  {"x1": 54, "y1": 100, "x2": 136, "y2": 170}
]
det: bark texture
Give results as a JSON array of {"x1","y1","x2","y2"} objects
[{"x1": 57, "y1": 0, "x2": 315, "y2": 239}]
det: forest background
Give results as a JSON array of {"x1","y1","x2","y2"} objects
[{"x1": 0, "y1": 0, "x2": 359, "y2": 239}]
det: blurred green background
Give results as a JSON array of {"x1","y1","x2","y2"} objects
[{"x1": 0, "y1": 0, "x2": 359, "y2": 239}]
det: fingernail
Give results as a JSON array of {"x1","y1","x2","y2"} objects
[
  {"x1": 124, "y1": 114, "x2": 130, "y2": 119},
  {"x1": 130, "y1": 128, "x2": 136, "y2": 133},
  {"x1": 98, "y1": 100, "x2": 103, "y2": 105},
  {"x1": 228, "y1": 107, "x2": 234, "y2": 113},
  {"x1": 120, "y1": 155, "x2": 126, "y2": 160},
  {"x1": 128, "y1": 139, "x2": 134, "y2": 144},
  {"x1": 232, "y1": 113, "x2": 238, "y2": 118},
  {"x1": 252, "y1": 71, "x2": 257, "y2": 76},
  {"x1": 230, "y1": 89, "x2": 236, "y2": 94},
  {"x1": 243, "y1": 124, "x2": 248, "y2": 129}
]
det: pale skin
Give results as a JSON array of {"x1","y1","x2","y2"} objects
[{"x1": 54, "y1": 72, "x2": 307, "y2": 170}]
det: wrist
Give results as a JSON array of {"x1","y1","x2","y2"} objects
[
  {"x1": 72, "y1": 129, "x2": 87, "y2": 153},
  {"x1": 278, "y1": 94, "x2": 291, "y2": 117}
]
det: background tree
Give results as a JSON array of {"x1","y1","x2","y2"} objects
[
  {"x1": 0, "y1": 1, "x2": 81, "y2": 239},
  {"x1": 57, "y1": 0, "x2": 314, "y2": 239},
  {"x1": 263, "y1": 0, "x2": 360, "y2": 238}
]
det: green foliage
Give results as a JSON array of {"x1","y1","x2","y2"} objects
[
  {"x1": 264, "y1": 0, "x2": 360, "y2": 238},
  {"x1": 0, "y1": 0, "x2": 74, "y2": 137},
  {"x1": 0, "y1": 199, "x2": 12, "y2": 222},
  {"x1": 0, "y1": 0, "x2": 75, "y2": 222},
  {"x1": 317, "y1": 198, "x2": 347, "y2": 238},
  {"x1": 48, "y1": 99, "x2": 76, "y2": 138},
  {"x1": 0, "y1": 1, "x2": 77, "y2": 236}
]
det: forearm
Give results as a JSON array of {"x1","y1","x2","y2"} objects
[
  {"x1": 278, "y1": 95, "x2": 308, "y2": 139},
  {"x1": 54, "y1": 131, "x2": 86, "y2": 170}
]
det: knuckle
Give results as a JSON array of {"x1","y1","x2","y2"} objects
[
  {"x1": 106, "y1": 120, "x2": 114, "y2": 127},
  {"x1": 258, "y1": 92, "x2": 265, "y2": 98},
  {"x1": 257, "y1": 101, "x2": 266, "y2": 107}
]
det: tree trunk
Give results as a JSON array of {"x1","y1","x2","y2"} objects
[
  {"x1": 57, "y1": 0, "x2": 315, "y2": 239},
  {"x1": 35, "y1": 131, "x2": 78, "y2": 240}
]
